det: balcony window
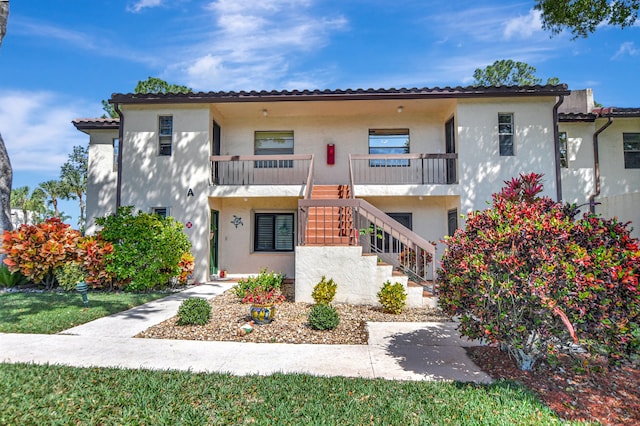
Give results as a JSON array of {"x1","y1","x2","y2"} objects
[
  {"x1": 623, "y1": 133, "x2": 640, "y2": 169},
  {"x1": 255, "y1": 131, "x2": 294, "y2": 168},
  {"x1": 368, "y1": 129, "x2": 409, "y2": 167}
]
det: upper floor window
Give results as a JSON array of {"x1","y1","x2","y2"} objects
[
  {"x1": 368, "y1": 129, "x2": 410, "y2": 167},
  {"x1": 498, "y1": 113, "x2": 514, "y2": 156},
  {"x1": 254, "y1": 131, "x2": 294, "y2": 168},
  {"x1": 159, "y1": 116, "x2": 173, "y2": 156},
  {"x1": 254, "y1": 213, "x2": 294, "y2": 252},
  {"x1": 559, "y1": 132, "x2": 568, "y2": 168},
  {"x1": 113, "y1": 138, "x2": 120, "y2": 172},
  {"x1": 624, "y1": 133, "x2": 640, "y2": 169}
]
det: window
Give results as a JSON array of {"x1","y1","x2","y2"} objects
[
  {"x1": 368, "y1": 129, "x2": 410, "y2": 167},
  {"x1": 254, "y1": 131, "x2": 294, "y2": 168},
  {"x1": 152, "y1": 207, "x2": 168, "y2": 218},
  {"x1": 498, "y1": 113, "x2": 514, "y2": 156},
  {"x1": 373, "y1": 213, "x2": 412, "y2": 253},
  {"x1": 447, "y1": 209, "x2": 458, "y2": 237},
  {"x1": 254, "y1": 213, "x2": 294, "y2": 252},
  {"x1": 159, "y1": 116, "x2": 173, "y2": 156},
  {"x1": 623, "y1": 133, "x2": 640, "y2": 169},
  {"x1": 559, "y1": 132, "x2": 568, "y2": 168},
  {"x1": 113, "y1": 138, "x2": 120, "y2": 172}
]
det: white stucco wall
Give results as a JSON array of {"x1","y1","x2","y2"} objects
[
  {"x1": 119, "y1": 105, "x2": 212, "y2": 282},
  {"x1": 559, "y1": 121, "x2": 596, "y2": 206},
  {"x1": 212, "y1": 197, "x2": 298, "y2": 278},
  {"x1": 86, "y1": 129, "x2": 119, "y2": 234},
  {"x1": 456, "y1": 98, "x2": 559, "y2": 216}
]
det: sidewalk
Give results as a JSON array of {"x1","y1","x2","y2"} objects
[{"x1": 0, "y1": 283, "x2": 493, "y2": 383}]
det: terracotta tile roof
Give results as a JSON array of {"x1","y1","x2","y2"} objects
[
  {"x1": 72, "y1": 118, "x2": 120, "y2": 130},
  {"x1": 110, "y1": 84, "x2": 570, "y2": 104},
  {"x1": 560, "y1": 107, "x2": 640, "y2": 122}
]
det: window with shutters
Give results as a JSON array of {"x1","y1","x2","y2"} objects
[{"x1": 254, "y1": 213, "x2": 294, "y2": 252}]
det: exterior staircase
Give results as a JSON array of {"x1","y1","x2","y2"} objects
[
  {"x1": 297, "y1": 184, "x2": 436, "y2": 307},
  {"x1": 304, "y1": 185, "x2": 355, "y2": 245}
]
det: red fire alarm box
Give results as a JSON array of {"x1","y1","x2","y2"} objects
[{"x1": 327, "y1": 143, "x2": 335, "y2": 165}]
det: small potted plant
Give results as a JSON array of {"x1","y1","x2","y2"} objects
[{"x1": 242, "y1": 288, "x2": 286, "y2": 325}]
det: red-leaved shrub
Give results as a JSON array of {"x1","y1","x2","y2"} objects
[{"x1": 438, "y1": 173, "x2": 639, "y2": 370}]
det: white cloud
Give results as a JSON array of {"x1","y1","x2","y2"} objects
[
  {"x1": 127, "y1": 0, "x2": 164, "y2": 13},
  {"x1": 170, "y1": 0, "x2": 347, "y2": 90},
  {"x1": 0, "y1": 90, "x2": 93, "y2": 172},
  {"x1": 503, "y1": 9, "x2": 543, "y2": 39},
  {"x1": 612, "y1": 42, "x2": 639, "y2": 59}
]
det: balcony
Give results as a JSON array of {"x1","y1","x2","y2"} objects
[
  {"x1": 210, "y1": 154, "x2": 313, "y2": 186},
  {"x1": 349, "y1": 153, "x2": 458, "y2": 185}
]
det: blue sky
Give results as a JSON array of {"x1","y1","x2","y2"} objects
[{"x1": 0, "y1": 0, "x2": 639, "y2": 226}]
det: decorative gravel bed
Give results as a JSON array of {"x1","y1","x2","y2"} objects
[{"x1": 137, "y1": 289, "x2": 450, "y2": 345}]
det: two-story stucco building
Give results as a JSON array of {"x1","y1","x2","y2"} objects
[{"x1": 73, "y1": 84, "x2": 640, "y2": 306}]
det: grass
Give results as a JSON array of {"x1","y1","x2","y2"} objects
[
  {"x1": 0, "y1": 291, "x2": 167, "y2": 334},
  {"x1": 0, "y1": 363, "x2": 585, "y2": 425}
]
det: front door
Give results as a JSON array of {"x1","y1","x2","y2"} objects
[{"x1": 209, "y1": 210, "x2": 219, "y2": 276}]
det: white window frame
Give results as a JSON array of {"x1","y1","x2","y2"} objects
[
  {"x1": 368, "y1": 129, "x2": 410, "y2": 167},
  {"x1": 559, "y1": 131, "x2": 568, "y2": 168},
  {"x1": 254, "y1": 131, "x2": 294, "y2": 168},
  {"x1": 159, "y1": 116, "x2": 173, "y2": 156},
  {"x1": 498, "y1": 113, "x2": 514, "y2": 156}
]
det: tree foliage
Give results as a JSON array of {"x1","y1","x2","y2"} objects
[
  {"x1": 438, "y1": 173, "x2": 640, "y2": 370},
  {"x1": 102, "y1": 77, "x2": 192, "y2": 118},
  {"x1": 10, "y1": 186, "x2": 46, "y2": 224},
  {"x1": 473, "y1": 59, "x2": 559, "y2": 87},
  {"x1": 60, "y1": 145, "x2": 88, "y2": 230},
  {"x1": 96, "y1": 206, "x2": 192, "y2": 291},
  {"x1": 535, "y1": 0, "x2": 639, "y2": 38},
  {"x1": 38, "y1": 180, "x2": 65, "y2": 218}
]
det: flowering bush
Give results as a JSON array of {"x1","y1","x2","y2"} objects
[
  {"x1": 438, "y1": 173, "x2": 639, "y2": 370},
  {"x1": 75, "y1": 236, "x2": 115, "y2": 289},
  {"x1": 1, "y1": 218, "x2": 80, "y2": 289},
  {"x1": 177, "y1": 252, "x2": 195, "y2": 284},
  {"x1": 242, "y1": 288, "x2": 286, "y2": 305}
]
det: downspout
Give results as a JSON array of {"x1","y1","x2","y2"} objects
[
  {"x1": 588, "y1": 113, "x2": 613, "y2": 213},
  {"x1": 113, "y1": 103, "x2": 124, "y2": 209},
  {"x1": 552, "y1": 95, "x2": 565, "y2": 202}
]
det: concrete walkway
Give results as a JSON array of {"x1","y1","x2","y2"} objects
[{"x1": 0, "y1": 283, "x2": 493, "y2": 384}]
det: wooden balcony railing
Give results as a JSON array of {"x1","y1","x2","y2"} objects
[
  {"x1": 349, "y1": 153, "x2": 458, "y2": 185},
  {"x1": 210, "y1": 154, "x2": 313, "y2": 185}
]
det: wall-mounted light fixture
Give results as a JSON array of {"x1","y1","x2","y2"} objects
[
  {"x1": 262, "y1": 109, "x2": 268, "y2": 117},
  {"x1": 397, "y1": 105, "x2": 404, "y2": 113}
]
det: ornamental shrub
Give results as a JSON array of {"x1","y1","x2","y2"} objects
[
  {"x1": 75, "y1": 236, "x2": 115, "y2": 290},
  {"x1": 311, "y1": 276, "x2": 337, "y2": 305},
  {"x1": 438, "y1": 173, "x2": 640, "y2": 370},
  {"x1": 308, "y1": 303, "x2": 340, "y2": 330},
  {"x1": 1, "y1": 218, "x2": 80, "y2": 289},
  {"x1": 0, "y1": 264, "x2": 30, "y2": 287},
  {"x1": 55, "y1": 262, "x2": 85, "y2": 291},
  {"x1": 233, "y1": 268, "x2": 284, "y2": 299},
  {"x1": 96, "y1": 207, "x2": 192, "y2": 291},
  {"x1": 377, "y1": 281, "x2": 407, "y2": 314},
  {"x1": 177, "y1": 297, "x2": 212, "y2": 326}
]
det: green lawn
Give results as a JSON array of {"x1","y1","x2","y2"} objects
[
  {"x1": 0, "y1": 291, "x2": 167, "y2": 334},
  {"x1": 0, "y1": 363, "x2": 584, "y2": 425}
]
